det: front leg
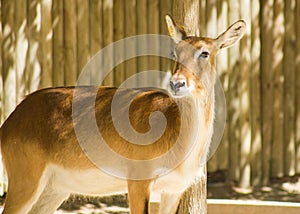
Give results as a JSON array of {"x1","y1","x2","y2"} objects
[
  {"x1": 159, "y1": 192, "x2": 182, "y2": 214},
  {"x1": 128, "y1": 180, "x2": 151, "y2": 214}
]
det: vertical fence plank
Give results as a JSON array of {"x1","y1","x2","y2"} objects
[
  {"x1": 206, "y1": 0, "x2": 218, "y2": 173},
  {"x1": 261, "y1": 0, "x2": 274, "y2": 185},
  {"x1": 228, "y1": 0, "x2": 241, "y2": 183},
  {"x1": 271, "y1": 0, "x2": 284, "y2": 178},
  {"x1": 2, "y1": 0, "x2": 16, "y2": 119},
  {"x1": 136, "y1": 0, "x2": 148, "y2": 87},
  {"x1": 215, "y1": 0, "x2": 229, "y2": 171},
  {"x1": 199, "y1": 0, "x2": 206, "y2": 36},
  {"x1": 124, "y1": 0, "x2": 136, "y2": 86},
  {"x1": 89, "y1": 0, "x2": 102, "y2": 85},
  {"x1": 159, "y1": 0, "x2": 172, "y2": 89},
  {"x1": 283, "y1": 0, "x2": 296, "y2": 176},
  {"x1": 250, "y1": 0, "x2": 262, "y2": 187},
  {"x1": 40, "y1": 0, "x2": 53, "y2": 88},
  {"x1": 0, "y1": 0, "x2": 3, "y2": 125},
  {"x1": 296, "y1": 0, "x2": 300, "y2": 174},
  {"x1": 63, "y1": 0, "x2": 77, "y2": 85},
  {"x1": 102, "y1": 0, "x2": 114, "y2": 86},
  {"x1": 159, "y1": 0, "x2": 172, "y2": 42},
  {"x1": 238, "y1": 0, "x2": 251, "y2": 190},
  {"x1": 113, "y1": 0, "x2": 125, "y2": 87},
  {"x1": 52, "y1": 0, "x2": 64, "y2": 86},
  {"x1": 15, "y1": 0, "x2": 28, "y2": 102},
  {"x1": 76, "y1": 0, "x2": 89, "y2": 84},
  {"x1": 0, "y1": 0, "x2": 5, "y2": 195},
  {"x1": 147, "y1": 0, "x2": 160, "y2": 87},
  {"x1": 206, "y1": 0, "x2": 217, "y2": 38},
  {"x1": 26, "y1": 0, "x2": 42, "y2": 93}
]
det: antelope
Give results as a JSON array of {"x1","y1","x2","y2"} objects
[{"x1": 0, "y1": 15, "x2": 245, "y2": 214}]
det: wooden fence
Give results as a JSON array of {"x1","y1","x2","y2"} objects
[{"x1": 0, "y1": 0, "x2": 300, "y2": 191}]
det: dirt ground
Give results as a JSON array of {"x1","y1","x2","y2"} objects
[
  {"x1": 1, "y1": 172, "x2": 300, "y2": 213},
  {"x1": 207, "y1": 171, "x2": 300, "y2": 202},
  {"x1": 58, "y1": 178, "x2": 300, "y2": 213}
]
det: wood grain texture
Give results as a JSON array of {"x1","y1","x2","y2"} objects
[
  {"x1": 271, "y1": 0, "x2": 284, "y2": 178},
  {"x1": 102, "y1": 0, "x2": 114, "y2": 86},
  {"x1": 63, "y1": 0, "x2": 77, "y2": 85},
  {"x1": 228, "y1": 0, "x2": 241, "y2": 183},
  {"x1": 2, "y1": 0, "x2": 17, "y2": 119},
  {"x1": 124, "y1": 0, "x2": 136, "y2": 86},
  {"x1": 260, "y1": 0, "x2": 274, "y2": 185},
  {"x1": 113, "y1": 0, "x2": 125, "y2": 87},
  {"x1": 295, "y1": 0, "x2": 300, "y2": 174},
  {"x1": 215, "y1": 0, "x2": 229, "y2": 171},
  {"x1": 76, "y1": 0, "x2": 90, "y2": 84},
  {"x1": 238, "y1": 0, "x2": 251, "y2": 190},
  {"x1": 52, "y1": 0, "x2": 64, "y2": 86},
  {"x1": 40, "y1": 0, "x2": 53, "y2": 88},
  {"x1": 89, "y1": 0, "x2": 102, "y2": 85},
  {"x1": 283, "y1": 0, "x2": 296, "y2": 176},
  {"x1": 250, "y1": 0, "x2": 262, "y2": 186}
]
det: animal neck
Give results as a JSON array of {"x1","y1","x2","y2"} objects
[
  {"x1": 171, "y1": 85, "x2": 215, "y2": 166},
  {"x1": 192, "y1": 73, "x2": 216, "y2": 117}
]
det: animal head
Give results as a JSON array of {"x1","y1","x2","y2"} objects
[{"x1": 166, "y1": 15, "x2": 246, "y2": 97}]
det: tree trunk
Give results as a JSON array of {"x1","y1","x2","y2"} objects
[
  {"x1": 173, "y1": 0, "x2": 200, "y2": 37},
  {"x1": 177, "y1": 166, "x2": 207, "y2": 214},
  {"x1": 173, "y1": 1, "x2": 207, "y2": 214}
]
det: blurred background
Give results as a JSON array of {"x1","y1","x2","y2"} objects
[{"x1": 0, "y1": 0, "x2": 300, "y2": 207}]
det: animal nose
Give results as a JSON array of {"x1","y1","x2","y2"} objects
[{"x1": 170, "y1": 80, "x2": 186, "y2": 91}]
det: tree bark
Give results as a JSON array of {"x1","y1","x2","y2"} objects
[
  {"x1": 173, "y1": 0, "x2": 200, "y2": 37},
  {"x1": 178, "y1": 166, "x2": 207, "y2": 214},
  {"x1": 173, "y1": 1, "x2": 207, "y2": 214}
]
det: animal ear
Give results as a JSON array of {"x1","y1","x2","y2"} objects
[
  {"x1": 215, "y1": 20, "x2": 246, "y2": 49},
  {"x1": 165, "y1": 14, "x2": 187, "y2": 43}
]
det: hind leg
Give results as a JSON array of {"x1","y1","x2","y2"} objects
[
  {"x1": 2, "y1": 166, "x2": 48, "y2": 214},
  {"x1": 159, "y1": 192, "x2": 182, "y2": 214},
  {"x1": 29, "y1": 180, "x2": 70, "y2": 214}
]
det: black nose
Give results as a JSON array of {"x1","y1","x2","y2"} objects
[{"x1": 170, "y1": 80, "x2": 186, "y2": 91}]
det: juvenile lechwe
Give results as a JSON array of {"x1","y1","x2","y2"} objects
[{"x1": 0, "y1": 15, "x2": 245, "y2": 214}]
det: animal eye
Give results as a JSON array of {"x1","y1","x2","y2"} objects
[
  {"x1": 194, "y1": 50, "x2": 210, "y2": 61},
  {"x1": 199, "y1": 51, "x2": 210, "y2": 59}
]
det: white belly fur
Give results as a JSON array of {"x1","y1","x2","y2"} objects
[
  {"x1": 47, "y1": 154, "x2": 202, "y2": 198},
  {"x1": 49, "y1": 164, "x2": 128, "y2": 196}
]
